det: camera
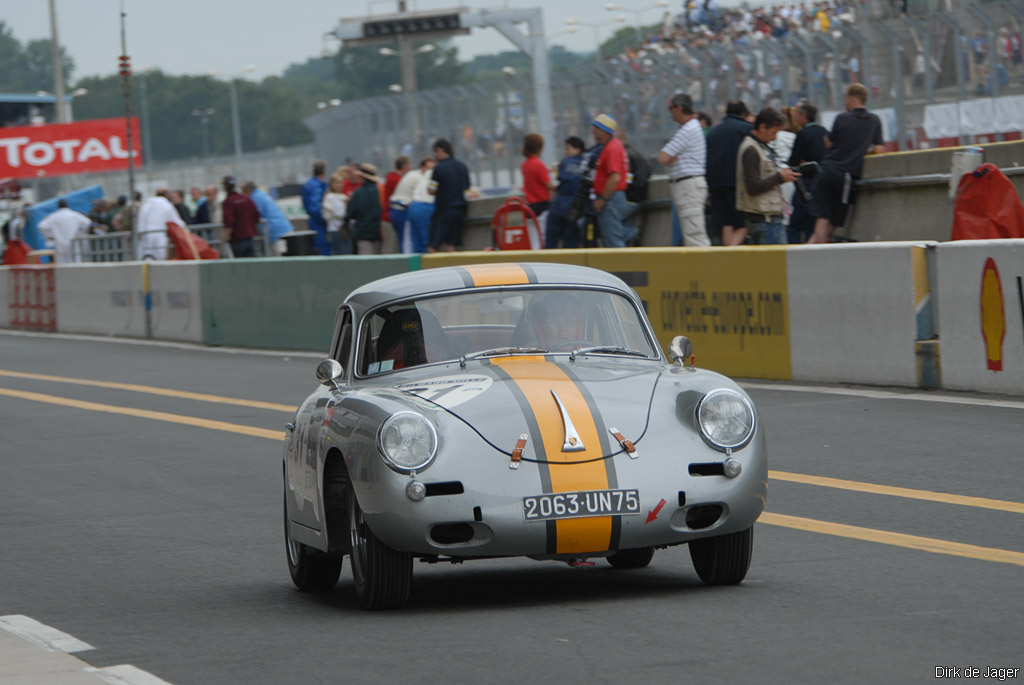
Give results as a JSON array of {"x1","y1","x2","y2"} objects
[
  {"x1": 798, "y1": 161, "x2": 820, "y2": 177},
  {"x1": 793, "y1": 161, "x2": 820, "y2": 203},
  {"x1": 565, "y1": 144, "x2": 602, "y2": 224}
]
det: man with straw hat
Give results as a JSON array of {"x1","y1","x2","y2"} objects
[
  {"x1": 347, "y1": 163, "x2": 383, "y2": 255},
  {"x1": 590, "y1": 113, "x2": 636, "y2": 247}
]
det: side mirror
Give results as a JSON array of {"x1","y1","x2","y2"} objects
[
  {"x1": 316, "y1": 359, "x2": 344, "y2": 389},
  {"x1": 668, "y1": 336, "x2": 693, "y2": 366}
]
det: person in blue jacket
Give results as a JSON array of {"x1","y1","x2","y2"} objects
[
  {"x1": 301, "y1": 160, "x2": 329, "y2": 255},
  {"x1": 544, "y1": 136, "x2": 586, "y2": 248},
  {"x1": 243, "y1": 181, "x2": 293, "y2": 256}
]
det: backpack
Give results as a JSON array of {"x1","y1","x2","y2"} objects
[{"x1": 624, "y1": 145, "x2": 651, "y2": 203}]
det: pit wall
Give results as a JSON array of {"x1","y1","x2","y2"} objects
[{"x1": 2, "y1": 241, "x2": 1022, "y2": 396}]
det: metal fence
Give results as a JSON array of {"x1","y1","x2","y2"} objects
[
  {"x1": 71, "y1": 222, "x2": 273, "y2": 262},
  {"x1": 305, "y1": 1, "x2": 1024, "y2": 185}
]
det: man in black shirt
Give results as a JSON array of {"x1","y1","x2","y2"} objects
[
  {"x1": 706, "y1": 100, "x2": 752, "y2": 246},
  {"x1": 785, "y1": 100, "x2": 828, "y2": 243},
  {"x1": 808, "y1": 83, "x2": 884, "y2": 243},
  {"x1": 427, "y1": 138, "x2": 471, "y2": 252}
]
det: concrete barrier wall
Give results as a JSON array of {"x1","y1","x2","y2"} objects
[
  {"x1": 55, "y1": 263, "x2": 146, "y2": 338},
  {"x1": 787, "y1": 243, "x2": 930, "y2": 387},
  {"x1": 935, "y1": 240, "x2": 1024, "y2": 394},
  {"x1": 149, "y1": 262, "x2": 203, "y2": 343},
  {"x1": 199, "y1": 255, "x2": 418, "y2": 351},
  {"x1": 0, "y1": 267, "x2": 8, "y2": 328},
  {"x1": 8, "y1": 239, "x2": 1024, "y2": 397}
]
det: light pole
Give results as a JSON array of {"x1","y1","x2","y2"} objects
[
  {"x1": 36, "y1": 87, "x2": 87, "y2": 122},
  {"x1": 565, "y1": 16, "x2": 627, "y2": 56},
  {"x1": 191, "y1": 108, "x2": 215, "y2": 159},
  {"x1": 48, "y1": 0, "x2": 66, "y2": 124},
  {"x1": 209, "y1": 66, "x2": 256, "y2": 171},
  {"x1": 379, "y1": 43, "x2": 434, "y2": 147},
  {"x1": 604, "y1": 1, "x2": 670, "y2": 37}
]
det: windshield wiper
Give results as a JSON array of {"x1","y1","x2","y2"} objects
[
  {"x1": 569, "y1": 345, "x2": 650, "y2": 360},
  {"x1": 460, "y1": 347, "x2": 548, "y2": 367}
]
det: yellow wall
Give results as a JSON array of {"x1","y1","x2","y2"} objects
[{"x1": 422, "y1": 247, "x2": 793, "y2": 380}]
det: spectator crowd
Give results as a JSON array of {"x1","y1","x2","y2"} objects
[{"x1": 2, "y1": 83, "x2": 886, "y2": 264}]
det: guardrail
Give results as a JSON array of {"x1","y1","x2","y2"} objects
[
  {"x1": 856, "y1": 165, "x2": 1024, "y2": 189},
  {"x1": 71, "y1": 221, "x2": 272, "y2": 261}
]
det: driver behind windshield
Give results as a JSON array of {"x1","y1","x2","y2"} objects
[{"x1": 525, "y1": 294, "x2": 586, "y2": 349}]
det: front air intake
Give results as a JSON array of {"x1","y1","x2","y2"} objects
[
  {"x1": 685, "y1": 504, "x2": 724, "y2": 530},
  {"x1": 430, "y1": 523, "x2": 474, "y2": 545}
]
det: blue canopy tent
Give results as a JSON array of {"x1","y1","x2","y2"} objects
[{"x1": 24, "y1": 185, "x2": 104, "y2": 250}]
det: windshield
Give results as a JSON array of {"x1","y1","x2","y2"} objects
[{"x1": 357, "y1": 288, "x2": 658, "y2": 376}]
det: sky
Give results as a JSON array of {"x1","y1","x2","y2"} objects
[
  {"x1": 0, "y1": 0, "x2": 692, "y2": 83},
  {"x1": 0, "y1": 0, "x2": 718, "y2": 85}
]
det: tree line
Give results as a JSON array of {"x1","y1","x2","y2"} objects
[{"x1": 0, "y1": 20, "x2": 609, "y2": 164}]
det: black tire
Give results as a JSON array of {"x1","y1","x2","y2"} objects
[
  {"x1": 348, "y1": 481, "x2": 412, "y2": 610},
  {"x1": 688, "y1": 525, "x2": 753, "y2": 585},
  {"x1": 284, "y1": 490, "x2": 343, "y2": 591},
  {"x1": 606, "y1": 546, "x2": 655, "y2": 569}
]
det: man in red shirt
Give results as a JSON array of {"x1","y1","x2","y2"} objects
[
  {"x1": 590, "y1": 114, "x2": 635, "y2": 247},
  {"x1": 383, "y1": 155, "x2": 410, "y2": 252},
  {"x1": 220, "y1": 175, "x2": 261, "y2": 258}
]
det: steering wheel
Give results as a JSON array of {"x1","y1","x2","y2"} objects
[{"x1": 550, "y1": 339, "x2": 593, "y2": 352}]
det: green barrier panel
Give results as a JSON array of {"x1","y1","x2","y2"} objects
[{"x1": 201, "y1": 255, "x2": 420, "y2": 351}]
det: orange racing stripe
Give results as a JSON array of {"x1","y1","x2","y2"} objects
[
  {"x1": 460, "y1": 263, "x2": 533, "y2": 287},
  {"x1": 491, "y1": 357, "x2": 612, "y2": 555}
]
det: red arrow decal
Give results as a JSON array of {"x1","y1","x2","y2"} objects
[{"x1": 646, "y1": 498, "x2": 667, "y2": 524}]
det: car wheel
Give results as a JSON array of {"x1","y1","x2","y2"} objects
[
  {"x1": 348, "y1": 481, "x2": 412, "y2": 610},
  {"x1": 688, "y1": 525, "x2": 753, "y2": 585},
  {"x1": 606, "y1": 546, "x2": 655, "y2": 569},
  {"x1": 284, "y1": 490, "x2": 343, "y2": 591}
]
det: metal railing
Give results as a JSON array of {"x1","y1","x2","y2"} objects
[{"x1": 71, "y1": 221, "x2": 272, "y2": 262}]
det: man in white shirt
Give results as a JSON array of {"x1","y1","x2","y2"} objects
[
  {"x1": 657, "y1": 93, "x2": 710, "y2": 246},
  {"x1": 37, "y1": 199, "x2": 92, "y2": 263},
  {"x1": 136, "y1": 189, "x2": 182, "y2": 260}
]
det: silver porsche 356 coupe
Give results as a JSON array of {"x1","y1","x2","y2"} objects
[{"x1": 283, "y1": 262, "x2": 766, "y2": 609}]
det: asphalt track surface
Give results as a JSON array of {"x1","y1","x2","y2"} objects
[{"x1": 1, "y1": 332, "x2": 1021, "y2": 684}]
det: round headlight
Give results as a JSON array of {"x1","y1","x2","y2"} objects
[
  {"x1": 378, "y1": 411, "x2": 438, "y2": 472},
  {"x1": 696, "y1": 389, "x2": 756, "y2": 451}
]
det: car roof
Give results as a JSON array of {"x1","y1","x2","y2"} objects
[{"x1": 345, "y1": 262, "x2": 636, "y2": 311}]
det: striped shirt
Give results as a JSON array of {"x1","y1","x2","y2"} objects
[{"x1": 661, "y1": 118, "x2": 706, "y2": 178}]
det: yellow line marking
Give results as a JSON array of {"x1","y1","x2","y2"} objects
[
  {"x1": 770, "y1": 470, "x2": 1024, "y2": 515},
  {"x1": 0, "y1": 369, "x2": 294, "y2": 413},
  {"x1": 5, "y1": 379, "x2": 1022, "y2": 567},
  {"x1": 0, "y1": 388, "x2": 284, "y2": 441},
  {"x1": 760, "y1": 512, "x2": 1024, "y2": 567}
]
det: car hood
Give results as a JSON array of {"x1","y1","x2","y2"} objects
[{"x1": 386, "y1": 358, "x2": 664, "y2": 463}]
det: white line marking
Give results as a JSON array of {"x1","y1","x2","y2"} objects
[
  {"x1": 0, "y1": 614, "x2": 94, "y2": 653},
  {"x1": 740, "y1": 382, "x2": 1024, "y2": 410},
  {"x1": 0, "y1": 329, "x2": 321, "y2": 359},
  {"x1": 87, "y1": 665, "x2": 175, "y2": 685}
]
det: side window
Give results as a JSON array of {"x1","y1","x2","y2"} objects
[{"x1": 331, "y1": 307, "x2": 353, "y2": 379}]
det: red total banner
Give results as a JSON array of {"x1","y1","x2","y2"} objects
[{"x1": 0, "y1": 117, "x2": 142, "y2": 178}]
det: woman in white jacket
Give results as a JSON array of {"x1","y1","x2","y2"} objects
[{"x1": 321, "y1": 171, "x2": 352, "y2": 255}]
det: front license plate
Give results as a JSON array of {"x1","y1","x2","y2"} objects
[{"x1": 523, "y1": 489, "x2": 641, "y2": 522}]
